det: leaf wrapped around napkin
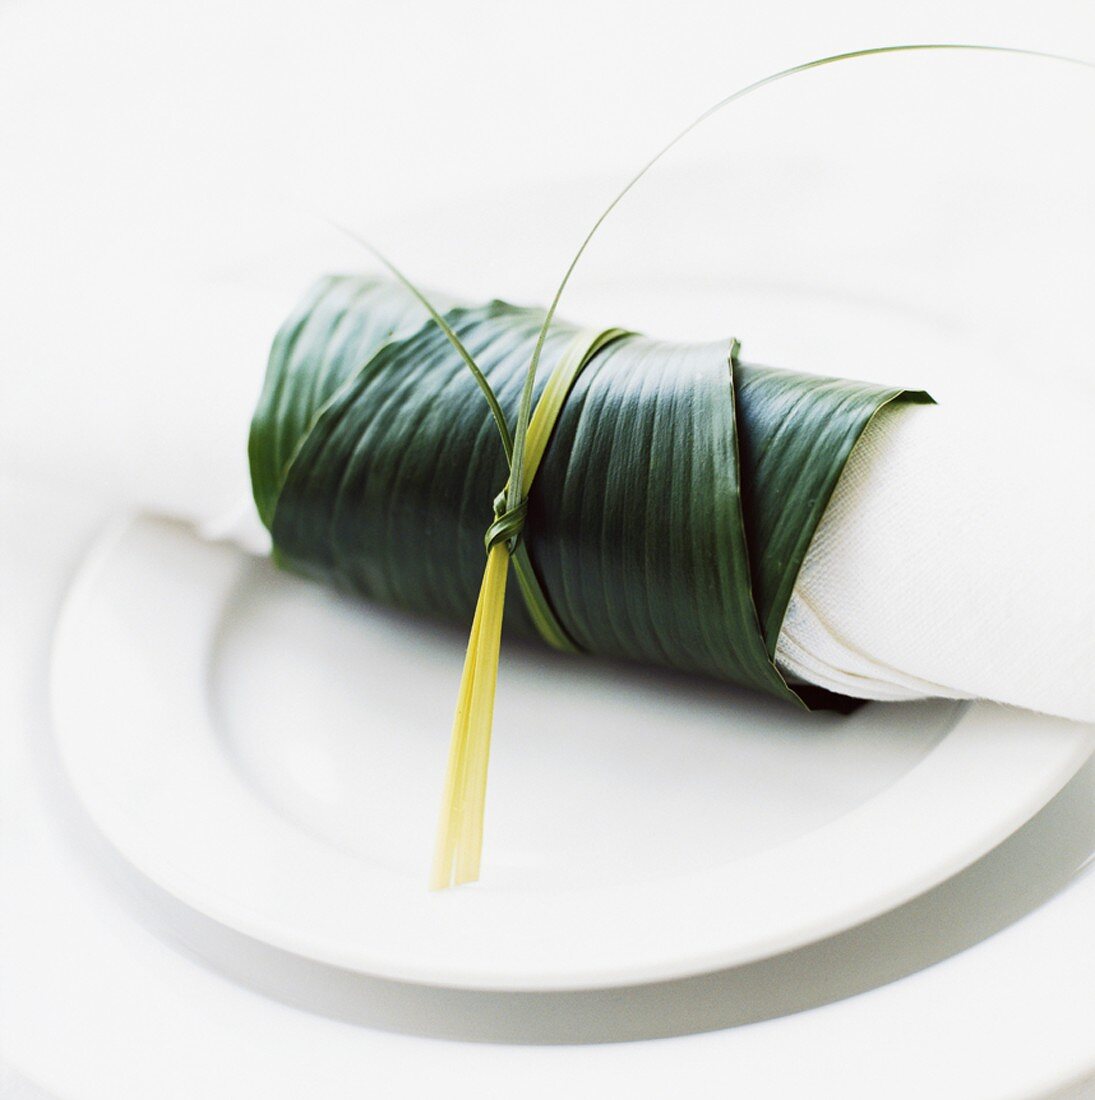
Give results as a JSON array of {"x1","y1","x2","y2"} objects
[
  {"x1": 2, "y1": 272, "x2": 1090, "y2": 725},
  {"x1": 249, "y1": 274, "x2": 932, "y2": 707}
]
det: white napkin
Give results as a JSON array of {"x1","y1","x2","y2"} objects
[
  {"x1": 3, "y1": 268, "x2": 1091, "y2": 723},
  {"x1": 776, "y1": 400, "x2": 1095, "y2": 723}
]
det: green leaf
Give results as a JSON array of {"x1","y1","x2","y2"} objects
[
  {"x1": 248, "y1": 275, "x2": 449, "y2": 529},
  {"x1": 251, "y1": 275, "x2": 930, "y2": 703}
]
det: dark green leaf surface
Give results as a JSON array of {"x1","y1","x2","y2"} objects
[
  {"x1": 250, "y1": 275, "x2": 931, "y2": 705},
  {"x1": 249, "y1": 276, "x2": 448, "y2": 528}
]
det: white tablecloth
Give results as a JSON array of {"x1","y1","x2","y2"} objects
[{"x1": 4, "y1": 3, "x2": 1095, "y2": 1094}]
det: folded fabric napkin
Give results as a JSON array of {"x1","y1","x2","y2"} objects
[{"x1": 3, "y1": 273, "x2": 1091, "y2": 723}]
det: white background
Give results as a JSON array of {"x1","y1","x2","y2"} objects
[{"x1": 3, "y1": 1, "x2": 1095, "y2": 1097}]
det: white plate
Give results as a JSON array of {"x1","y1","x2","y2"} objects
[
  {"x1": 43, "y1": 50, "x2": 1095, "y2": 994},
  {"x1": 51, "y1": 513, "x2": 1095, "y2": 990},
  {"x1": 7, "y1": 474, "x2": 1093, "y2": 1100}
]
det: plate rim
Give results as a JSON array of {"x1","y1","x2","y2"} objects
[{"x1": 50, "y1": 514, "x2": 1095, "y2": 990}]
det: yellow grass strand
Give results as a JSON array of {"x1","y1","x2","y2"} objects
[
  {"x1": 430, "y1": 544, "x2": 510, "y2": 889},
  {"x1": 430, "y1": 331, "x2": 619, "y2": 889}
]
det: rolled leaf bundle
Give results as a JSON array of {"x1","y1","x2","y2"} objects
[{"x1": 249, "y1": 274, "x2": 930, "y2": 882}]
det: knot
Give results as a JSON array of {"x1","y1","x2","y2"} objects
[{"x1": 484, "y1": 489, "x2": 527, "y2": 552}]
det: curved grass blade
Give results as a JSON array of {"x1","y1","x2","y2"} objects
[
  {"x1": 330, "y1": 222, "x2": 514, "y2": 463},
  {"x1": 522, "y1": 43, "x2": 1094, "y2": 402}
]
